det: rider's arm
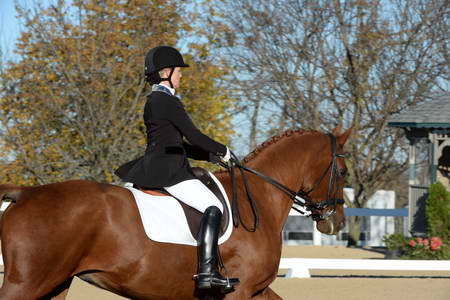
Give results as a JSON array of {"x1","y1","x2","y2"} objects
[
  {"x1": 182, "y1": 142, "x2": 209, "y2": 161},
  {"x1": 160, "y1": 96, "x2": 227, "y2": 156}
]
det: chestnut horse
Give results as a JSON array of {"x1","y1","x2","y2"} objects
[{"x1": 0, "y1": 127, "x2": 351, "y2": 300}]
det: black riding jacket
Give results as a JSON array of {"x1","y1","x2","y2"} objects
[{"x1": 115, "y1": 86, "x2": 227, "y2": 188}]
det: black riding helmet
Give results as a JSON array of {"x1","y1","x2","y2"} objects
[{"x1": 145, "y1": 46, "x2": 189, "y2": 87}]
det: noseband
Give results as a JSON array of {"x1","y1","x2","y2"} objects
[{"x1": 228, "y1": 133, "x2": 345, "y2": 230}]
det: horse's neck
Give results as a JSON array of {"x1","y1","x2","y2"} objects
[{"x1": 245, "y1": 137, "x2": 309, "y2": 233}]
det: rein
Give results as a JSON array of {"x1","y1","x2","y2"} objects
[
  {"x1": 226, "y1": 133, "x2": 345, "y2": 231},
  {"x1": 228, "y1": 155, "x2": 259, "y2": 232}
]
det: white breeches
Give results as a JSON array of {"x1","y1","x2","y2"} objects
[{"x1": 164, "y1": 179, "x2": 224, "y2": 213}]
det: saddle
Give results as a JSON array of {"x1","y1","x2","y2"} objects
[{"x1": 138, "y1": 167, "x2": 230, "y2": 239}]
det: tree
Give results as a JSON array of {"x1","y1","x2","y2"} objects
[
  {"x1": 207, "y1": 0, "x2": 449, "y2": 244},
  {"x1": 0, "y1": 0, "x2": 233, "y2": 185}
]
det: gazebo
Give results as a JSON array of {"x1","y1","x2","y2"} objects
[{"x1": 388, "y1": 92, "x2": 450, "y2": 236}]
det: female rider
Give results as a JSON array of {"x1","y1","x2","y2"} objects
[{"x1": 115, "y1": 46, "x2": 239, "y2": 291}]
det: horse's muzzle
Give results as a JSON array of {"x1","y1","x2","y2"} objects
[{"x1": 316, "y1": 214, "x2": 346, "y2": 235}]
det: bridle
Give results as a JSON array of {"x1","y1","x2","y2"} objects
[
  {"x1": 295, "y1": 133, "x2": 346, "y2": 220},
  {"x1": 227, "y1": 133, "x2": 346, "y2": 231}
]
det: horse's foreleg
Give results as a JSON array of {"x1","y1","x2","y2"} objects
[
  {"x1": 224, "y1": 287, "x2": 282, "y2": 300},
  {"x1": 252, "y1": 287, "x2": 283, "y2": 300},
  {"x1": 47, "y1": 277, "x2": 74, "y2": 300}
]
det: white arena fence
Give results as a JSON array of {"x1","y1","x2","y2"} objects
[{"x1": 279, "y1": 258, "x2": 450, "y2": 278}]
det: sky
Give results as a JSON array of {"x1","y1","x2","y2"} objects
[
  {"x1": 1, "y1": 1, "x2": 61, "y2": 60},
  {"x1": 0, "y1": 0, "x2": 22, "y2": 59}
]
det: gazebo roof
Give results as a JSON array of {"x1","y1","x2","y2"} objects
[{"x1": 388, "y1": 92, "x2": 450, "y2": 129}]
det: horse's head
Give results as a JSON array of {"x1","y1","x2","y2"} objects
[
  {"x1": 297, "y1": 125, "x2": 352, "y2": 235},
  {"x1": 237, "y1": 126, "x2": 353, "y2": 235}
]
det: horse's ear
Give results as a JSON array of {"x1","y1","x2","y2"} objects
[
  {"x1": 337, "y1": 125, "x2": 353, "y2": 146},
  {"x1": 332, "y1": 124, "x2": 343, "y2": 136}
]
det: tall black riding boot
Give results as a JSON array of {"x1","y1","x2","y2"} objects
[{"x1": 195, "y1": 206, "x2": 239, "y2": 291}]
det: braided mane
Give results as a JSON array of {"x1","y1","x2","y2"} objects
[{"x1": 242, "y1": 128, "x2": 322, "y2": 164}]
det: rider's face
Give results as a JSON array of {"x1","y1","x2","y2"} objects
[
  {"x1": 160, "y1": 67, "x2": 182, "y2": 89},
  {"x1": 170, "y1": 67, "x2": 182, "y2": 89}
]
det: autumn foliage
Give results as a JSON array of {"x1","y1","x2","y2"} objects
[{"x1": 0, "y1": 0, "x2": 233, "y2": 185}]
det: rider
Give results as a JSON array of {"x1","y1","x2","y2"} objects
[{"x1": 115, "y1": 46, "x2": 239, "y2": 290}]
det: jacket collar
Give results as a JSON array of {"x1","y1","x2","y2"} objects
[{"x1": 152, "y1": 84, "x2": 175, "y2": 96}]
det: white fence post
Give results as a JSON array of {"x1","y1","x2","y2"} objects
[{"x1": 312, "y1": 226, "x2": 322, "y2": 246}]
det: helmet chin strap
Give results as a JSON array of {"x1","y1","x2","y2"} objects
[{"x1": 161, "y1": 68, "x2": 175, "y2": 88}]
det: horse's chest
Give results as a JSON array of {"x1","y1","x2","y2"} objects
[{"x1": 236, "y1": 239, "x2": 281, "y2": 275}]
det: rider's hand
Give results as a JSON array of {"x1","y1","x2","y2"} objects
[
  {"x1": 209, "y1": 153, "x2": 221, "y2": 164},
  {"x1": 221, "y1": 147, "x2": 231, "y2": 163}
]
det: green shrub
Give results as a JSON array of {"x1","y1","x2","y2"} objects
[
  {"x1": 426, "y1": 182, "x2": 450, "y2": 240},
  {"x1": 383, "y1": 233, "x2": 407, "y2": 251}
]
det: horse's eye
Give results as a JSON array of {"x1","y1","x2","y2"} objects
[{"x1": 339, "y1": 168, "x2": 347, "y2": 177}]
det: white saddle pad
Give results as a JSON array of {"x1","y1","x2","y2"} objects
[{"x1": 126, "y1": 172, "x2": 233, "y2": 246}]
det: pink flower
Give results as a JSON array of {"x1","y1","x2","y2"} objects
[
  {"x1": 430, "y1": 241, "x2": 441, "y2": 251},
  {"x1": 423, "y1": 239, "x2": 429, "y2": 246},
  {"x1": 431, "y1": 237, "x2": 442, "y2": 245},
  {"x1": 409, "y1": 239, "x2": 417, "y2": 247},
  {"x1": 430, "y1": 237, "x2": 443, "y2": 251},
  {"x1": 416, "y1": 237, "x2": 423, "y2": 245}
]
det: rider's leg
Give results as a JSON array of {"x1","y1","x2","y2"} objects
[
  {"x1": 195, "y1": 206, "x2": 239, "y2": 290},
  {"x1": 164, "y1": 179, "x2": 223, "y2": 213},
  {"x1": 164, "y1": 180, "x2": 239, "y2": 290}
]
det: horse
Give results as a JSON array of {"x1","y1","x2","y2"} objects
[{"x1": 0, "y1": 126, "x2": 351, "y2": 300}]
